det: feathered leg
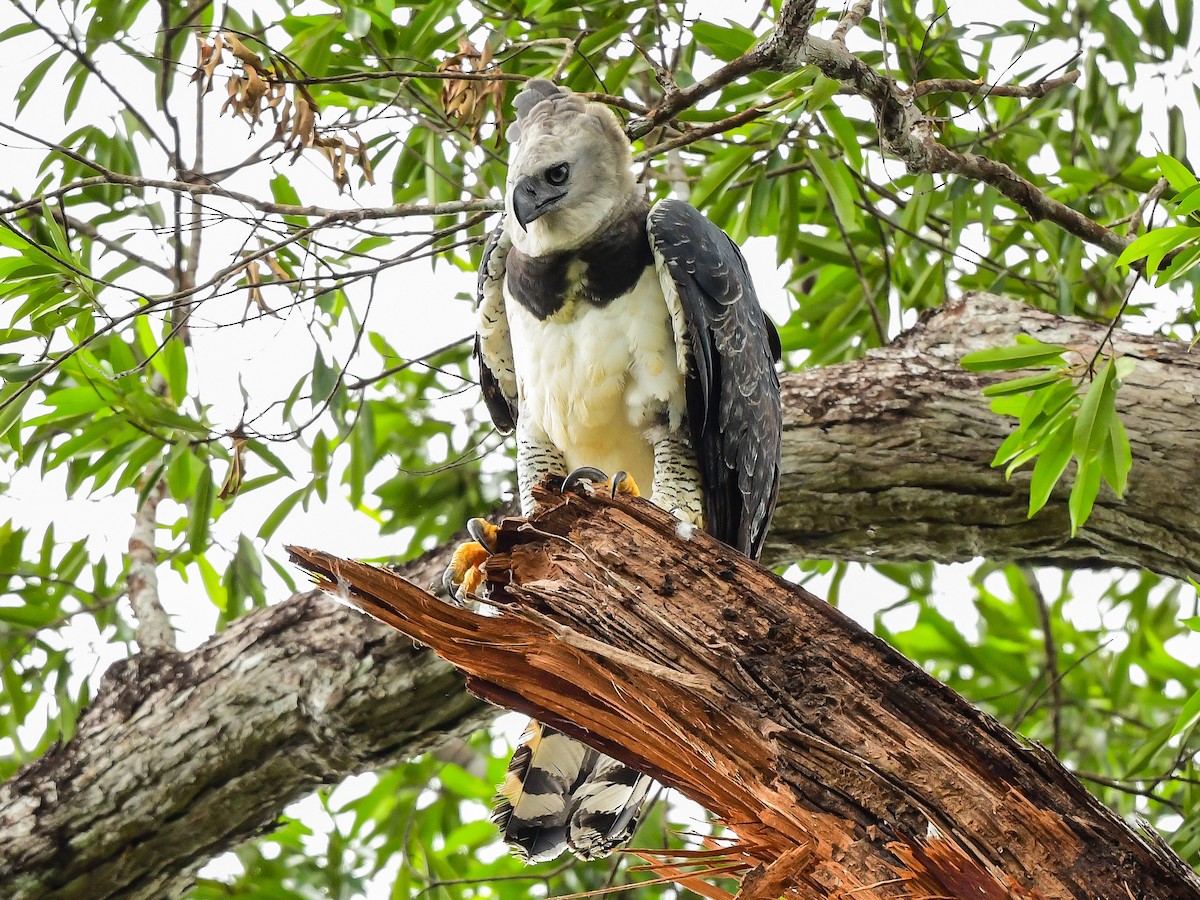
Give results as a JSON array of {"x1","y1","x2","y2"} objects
[{"x1": 648, "y1": 429, "x2": 704, "y2": 528}]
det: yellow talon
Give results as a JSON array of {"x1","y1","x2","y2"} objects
[
  {"x1": 609, "y1": 471, "x2": 640, "y2": 498},
  {"x1": 562, "y1": 467, "x2": 641, "y2": 499},
  {"x1": 442, "y1": 518, "x2": 500, "y2": 601}
]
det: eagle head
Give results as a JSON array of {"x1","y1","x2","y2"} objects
[{"x1": 504, "y1": 80, "x2": 636, "y2": 253}]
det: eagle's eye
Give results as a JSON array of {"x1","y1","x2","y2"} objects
[{"x1": 545, "y1": 163, "x2": 570, "y2": 186}]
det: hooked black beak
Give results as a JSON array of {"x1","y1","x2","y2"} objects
[{"x1": 513, "y1": 175, "x2": 566, "y2": 230}]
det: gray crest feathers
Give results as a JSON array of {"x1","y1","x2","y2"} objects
[{"x1": 505, "y1": 78, "x2": 594, "y2": 144}]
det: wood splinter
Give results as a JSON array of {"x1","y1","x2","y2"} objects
[{"x1": 288, "y1": 482, "x2": 1200, "y2": 899}]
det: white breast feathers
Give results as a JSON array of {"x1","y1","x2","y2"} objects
[{"x1": 505, "y1": 267, "x2": 686, "y2": 488}]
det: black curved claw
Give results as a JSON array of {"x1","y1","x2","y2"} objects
[
  {"x1": 561, "y1": 466, "x2": 609, "y2": 494},
  {"x1": 442, "y1": 565, "x2": 460, "y2": 599},
  {"x1": 466, "y1": 517, "x2": 494, "y2": 553},
  {"x1": 609, "y1": 471, "x2": 629, "y2": 499}
]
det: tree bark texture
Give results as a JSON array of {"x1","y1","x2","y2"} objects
[
  {"x1": 0, "y1": 546, "x2": 490, "y2": 900},
  {"x1": 289, "y1": 484, "x2": 1200, "y2": 899},
  {"x1": 768, "y1": 293, "x2": 1200, "y2": 581},
  {"x1": 2, "y1": 294, "x2": 1197, "y2": 895}
]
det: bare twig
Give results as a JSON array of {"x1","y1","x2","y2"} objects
[
  {"x1": 1023, "y1": 566, "x2": 1062, "y2": 756},
  {"x1": 913, "y1": 70, "x2": 1080, "y2": 99},
  {"x1": 826, "y1": 176, "x2": 888, "y2": 345},
  {"x1": 1124, "y1": 176, "x2": 1170, "y2": 235}
]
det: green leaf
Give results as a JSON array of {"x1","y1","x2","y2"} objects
[
  {"x1": 1171, "y1": 687, "x2": 1200, "y2": 738},
  {"x1": 961, "y1": 339, "x2": 1069, "y2": 372},
  {"x1": 258, "y1": 488, "x2": 305, "y2": 543},
  {"x1": 1174, "y1": 183, "x2": 1200, "y2": 218},
  {"x1": 1156, "y1": 152, "x2": 1197, "y2": 191},
  {"x1": 1101, "y1": 415, "x2": 1132, "y2": 498},
  {"x1": 1115, "y1": 225, "x2": 1200, "y2": 274},
  {"x1": 982, "y1": 370, "x2": 1064, "y2": 397},
  {"x1": 810, "y1": 151, "x2": 858, "y2": 231},
  {"x1": 691, "y1": 19, "x2": 758, "y2": 60},
  {"x1": 164, "y1": 339, "x2": 188, "y2": 407},
  {"x1": 188, "y1": 463, "x2": 214, "y2": 555},
  {"x1": 16, "y1": 54, "x2": 58, "y2": 115},
  {"x1": 1068, "y1": 453, "x2": 1102, "y2": 536},
  {"x1": 0, "y1": 603, "x2": 58, "y2": 629},
  {"x1": 343, "y1": 3, "x2": 371, "y2": 38},
  {"x1": 1072, "y1": 358, "x2": 1117, "y2": 462},
  {"x1": 0, "y1": 383, "x2": 31, "y2": 443},
  {"x1": 1027, "y1": 421, "x2": 1073, "y2": 517}
]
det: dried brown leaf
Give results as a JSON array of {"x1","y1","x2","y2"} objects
[
  {"x1": 289, "y1": 97, "x2": 317, "y2": 156},
  {"x1": 264, "y1": 253, "x2": 290, "y2": 284},
  {"x1": 241, "y1": 260, "x2": 274, "y2": 321},
  {"x1": 219, "y1": 74, "x2": 244, "y2": 118},
  {"x1": 350, "y1": 130, "x2": 375, "y2": 185},
  {"x1": 241, "y1": 66, "x2": 269, "y2": 128},
  {"x1": 192, "y1": 33, "x2": 225, "y2": 95},
  {"x1": 218, "y1": 437, "x2": 248, "y2": 500},
  {"x1": 222, "y1": 32, "x2": 267, "y2": 73}
]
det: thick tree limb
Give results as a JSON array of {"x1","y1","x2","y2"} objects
[
  {"x1": 0, "y1": 551, "x2": 490, "y2": 900},
  {"x1": 769, "y1": 294, "x2": 1200, "y2": 581},
  {"x1": 288, "y1": 486, "x2": 1200, "y2": 899},
  {"x1": 3, "y1": 295, "x2": 1198, "y2": 895}
]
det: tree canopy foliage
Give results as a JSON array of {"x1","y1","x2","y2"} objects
[{"x1": 2, "y1": 0, "x2": 1199, "y2": 896}]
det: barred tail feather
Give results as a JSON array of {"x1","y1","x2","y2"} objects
[
  {"x1": 566, "y1": 757, "x2": 653, "y2": 860},
  {"x1": 492, "y1": 720, "x2": 653, "y2": 863}
]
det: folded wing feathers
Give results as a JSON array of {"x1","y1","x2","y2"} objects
[{"x1": 647, "y1": 199, "x2": 782, "y2": 559}]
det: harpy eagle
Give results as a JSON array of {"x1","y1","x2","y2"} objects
[{"x1": 445, "y1": 79, "x2": 783, "y2": 863}]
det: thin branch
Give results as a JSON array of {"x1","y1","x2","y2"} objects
[
  {"x1": 831, "y1": 0, "x2": 873, "y2": 49},
  {"x1": 345, "y1": 335, "x2": 472, "y2": 391},
  {"x1": 1023, "y1": 566, "x2": 1062, "y2": 756},
  {"x1": 1124, "y1": 176, "x2": 1170, "y2": 235},
  {"x1": 912, "y1": 70, "x2": 1080, "y2": 99},
  {"x1": 634, "y1": 94, "x2": 793, "y2": 161},
  {"x1": 828, "y1": 192, "x2": 887, "y2": 345},
  {"x1": 1088, "y1": 271, "x2": 1142, "y2": 374},
  {"x1": 1072, "y1": 771, "x2": 1184, "y2": 814},
  {"x1": 276, "y1": 69, "x2": 529, "y2": 87},
  {"x1": 5, "y1": 196, "x2": 173, "y2": 279},
  {"x1": 126, "y1": 478, "x2": 176, "y2": 653},
  {"x1": 0, "y1": 121, "x2": 504, "y2": 223}
]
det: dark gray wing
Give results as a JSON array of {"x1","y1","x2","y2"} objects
[
  {"x1": 647, "y1": 199, "x2": 782, "y2": 559},
  {"x1": 475, "y1": 221, "x2": 518, "y2": 433}
]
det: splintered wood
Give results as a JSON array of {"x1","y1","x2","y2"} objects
[{"x1": 288, "y1": 484, "x2": 1200, "y2": 900}]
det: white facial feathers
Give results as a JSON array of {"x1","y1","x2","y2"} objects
[{"x1": 504, "y1": 80, "x2": 637, "y2": 255}]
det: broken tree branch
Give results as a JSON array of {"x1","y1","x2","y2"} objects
[
  {"x1": 288, "y1": 484, "x2": 1200, "y2": 899},
  {"x1": 4, "y1": 295, "x2": 1198, "y2": 896}
]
